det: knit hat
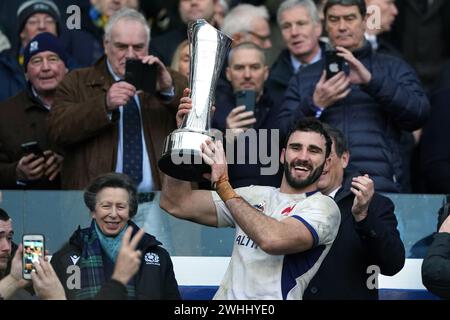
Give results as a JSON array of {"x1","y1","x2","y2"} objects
[
  {"x1": 24, "y1": 32, "x2": 68, "y2": 69},
  {"x1": 17, "y1": 0, "x2": 60, "y2": 35}
]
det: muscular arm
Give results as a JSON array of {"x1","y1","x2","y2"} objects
[
  {"x1": 224, "y1": 197, "x2": 314, "y2": 255},
  {"x1": 201, "y1": 140, "x2": 320, "y2": 255},
  {"x1": 159, "y1": 175, "x2": 218, "y2": 227}
]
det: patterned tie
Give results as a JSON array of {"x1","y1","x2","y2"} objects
[{"x1": 122, "y1": 97, "x2": 143, "y2": 185}]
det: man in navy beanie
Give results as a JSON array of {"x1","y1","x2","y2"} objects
[
  {"x1": 0, "y1": 0, "x2": 66, "y2": 104},
  {"x1": 23, "y1": 32, "x2": 68, "y2": 69},
  {"x1": 0, "y1": 32, "x2": 67, "y2": 190}
]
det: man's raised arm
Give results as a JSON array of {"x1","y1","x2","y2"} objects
[{"x1": 159, "y1": 91, "x2": 218, "y2": 227}]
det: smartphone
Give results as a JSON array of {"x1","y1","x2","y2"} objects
[
  {"x1": 325, "y1": 50, "x2": 344, "y2": 79},
  {"x1": 125, "y1": 59, "x2": 157, "y2": 95},
  {"x1": 21, "y1": 141, "x2": 44, "y2": 158},
  {"x1": 235, "y1": 90, "x2": 256, "y2": 113},
  {"x1": 22, "y1": 234, "x2": 45, "y2": 280}
]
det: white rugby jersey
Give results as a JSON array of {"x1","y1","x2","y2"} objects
[{"x1": 212, "y1": 185, "x2": 340, "y2": 300}]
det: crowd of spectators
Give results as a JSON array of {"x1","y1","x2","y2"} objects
[{"x1": 1, "y1": 0, "x2": 450, "y2": 300}]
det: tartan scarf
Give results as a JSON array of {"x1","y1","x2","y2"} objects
[
  {"x1": 76, "y1": 220, "x2": 137, "y2": 300},
  {"x1": 94, "y1": 222, "x2": 125, "y2": 263}
]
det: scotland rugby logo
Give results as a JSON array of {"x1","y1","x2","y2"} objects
[
  {"x1": 145, "y1": 252, "x2": 160, "y2": 265},
  {"x1": 30, "y1": 41, "x2": 39, "y2": 53}
]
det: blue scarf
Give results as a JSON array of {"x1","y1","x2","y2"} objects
[{"x1": 94, "y1": 222, "x2": 126, "y2": 263}]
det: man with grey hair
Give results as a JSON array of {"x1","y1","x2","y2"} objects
[
  {"x1": 150, "y1": 0, "x2": 217, "y2": 65},
  {"x1": 266, "y1": 0, "x2": 324, "y2": 106},
  {"x1": 16, "y1": 0, "x2": 60, "y2": 64},
  {"x1": 47, "y1": 8, "x2": 187, "y2": 252},
  {"x1": 221, "y1": 3, "x2": 272, "y2": 50},
  {"x1": 212, "y1": 0, "x2": 229, "y2": 29},
  {"x1": 277, "y1": 0, "x2": 429, "y2": 193},
  {"x1": 215, "y1": 3, "x2": 272, "y2": 114}
]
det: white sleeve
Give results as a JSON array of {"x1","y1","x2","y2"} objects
[
  {"x1": 211, "y1": 190, "x2": 235, "y2": 228},
  {"x1": 211, "y1": 185, "x2": 272, "y2": 228},
  {"x1": 290, "y1": 194, "x2": 341, "y2": 246}
]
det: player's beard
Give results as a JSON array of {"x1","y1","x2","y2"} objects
[{"x1": 284, "y1": 157, "x2": 325, "y2": 190}]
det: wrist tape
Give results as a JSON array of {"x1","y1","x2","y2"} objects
[{"x1": 215, "y1": 176, "x2": 241, "y2": 202}]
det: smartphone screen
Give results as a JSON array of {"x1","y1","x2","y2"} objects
[
  {"x1": 235, "y1": 90, "x2": 256, "y2": 113},
  {"x1": 125, "y1": 59, "x2": 157, "y2": 95},
  {"x1": 325, "y1": 50, "x2": 344, "y2": 79},
  {"x1": 22, "y1": 235, "x2": 45, "y2": 279}
]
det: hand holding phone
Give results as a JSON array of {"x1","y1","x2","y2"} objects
[
  {"x1": 325, "y1": 50, "x2": 344, "y2": 79},
  {"x1": 226, "y1": 104, "x2": 257, "y2": 135},
  {"x1": 21, "y1": 141, "x2": 44, "y2": 158},
  {"x1": 22, "y1": 234, "x2": 45, "y2": 280},
  {"x1": 235, "y1": 90, "x2": 256, "y2": 112},
  {"x1": 125, "y1": 59, "x2": 157, "y2": 95}
]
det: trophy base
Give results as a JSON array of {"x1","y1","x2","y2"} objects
[{"x1": 158, "y1": 130, "x2": 213, "y2": 182}]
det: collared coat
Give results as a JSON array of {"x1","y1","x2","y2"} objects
[
  {"x1": 0, "y1": 88, "x2": 60, "y2": 189},
  {"x1": 277, "y1": 43, "x2": 430, "y2": 193},
  {"x1": 304, "y1": 173, "x2": 405, "y2": 300}
]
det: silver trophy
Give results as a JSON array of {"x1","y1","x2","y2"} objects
[{"x1": 158, "y1": 19, "x2": 232, "y2": 182}]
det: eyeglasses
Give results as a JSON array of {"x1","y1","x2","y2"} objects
[{"x1": 247, "y1": 31, "x2": 271, "y2": 43}]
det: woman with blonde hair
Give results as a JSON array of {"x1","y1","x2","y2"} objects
[{"x1": 170, "y1": 40, "x2": 190, "y2": 79}]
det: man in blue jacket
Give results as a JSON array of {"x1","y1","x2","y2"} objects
[
  {"x1": 277, "y1": 0, "x2": 429, "y2": 193},
  {"x1": 304, "y1": 124, "x2": 405, "y2": 299}
]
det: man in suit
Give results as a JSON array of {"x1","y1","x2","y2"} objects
[
  {"x1": 267, "y1": 0, "x2": 324, "y2": 106},
  {"x1": 0, "y1": 32, "x2": 66, "y2": 189},
  {"x1": 277, "y1": 0, "x2": 429, "y2": 193},
  {"x1": 47, "y1": 8, "x2": 186, "y2": 190},
  {"x1": 304, "y1": 124, "x2": 405, "y2": 299},
  {"x1": 47, "y1": 8, "x2": 186, "y2": 253}
]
